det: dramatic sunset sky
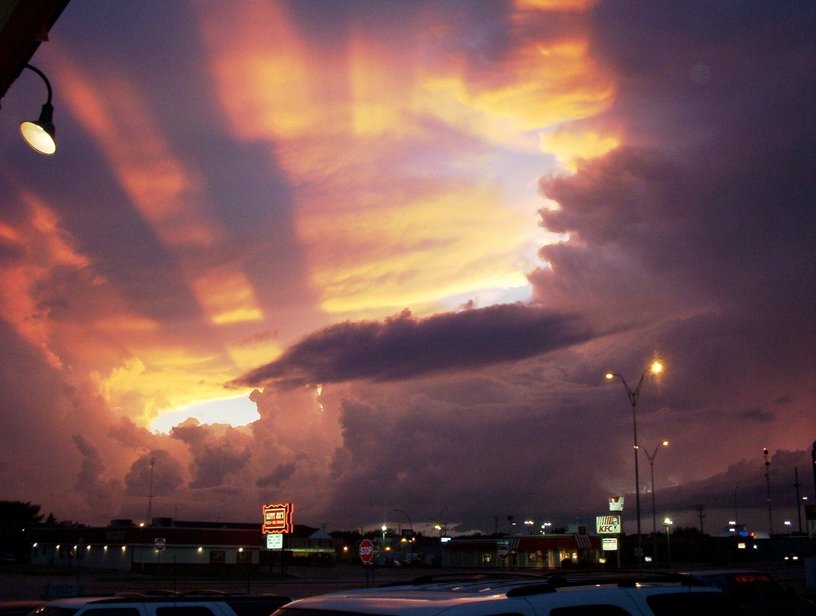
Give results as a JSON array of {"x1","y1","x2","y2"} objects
[{"x1": 1, "y1": 0, "x2": 814, "y2": 538}]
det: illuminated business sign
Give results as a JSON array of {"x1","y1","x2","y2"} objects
[
  {"x1": 596, "y1": 515, "x2": 621, "y2": 534},
  {"x1": 262, "y1": 502, "x2": 294, "y2": 534},
  {"x1": 602, "y1": 537, "x2": 618, "y2": 551},
  {"x1": 608, "y1": 496, "x2": 624, "y2": 511}
]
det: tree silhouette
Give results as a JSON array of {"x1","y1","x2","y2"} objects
[
  {"x1": 0, "y1": 500, "x2": 44, "y2": 563},
  {"x1": 0, "y1": 501, "x2": 44, "y2": 526}
]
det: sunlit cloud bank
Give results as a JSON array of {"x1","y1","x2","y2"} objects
[{"x1": 198, "y1": 0, "x2": 615, "y2": 319}]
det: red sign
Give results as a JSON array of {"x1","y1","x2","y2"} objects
[
  {"x1": 359, "y1": 538, "x2": 375, "y2": 564},
  {"x1": 262, "y1": 503, "x2": 294, "y2": 534},
  {"x1": 497, "y1": 544, "x2": 510, "y2": 560}
]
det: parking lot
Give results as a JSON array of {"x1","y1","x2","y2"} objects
[{"x1": 1, "y1": 562, "x2": 812, "y2": 604}]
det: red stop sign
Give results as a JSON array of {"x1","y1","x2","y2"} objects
[{"x1": 359, "y1": 538, "x2": 375, "y2": 564}]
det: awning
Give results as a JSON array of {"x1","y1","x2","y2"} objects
[{"x1": 575, "y1": 534, "x2": 592, "y2": 549}]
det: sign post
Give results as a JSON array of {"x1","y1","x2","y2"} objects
[
  {"x1": 262, "y1": 503, "x2": 294, "y2": 577},
  {"x1": 497, "y1": 539, "x2": 510, "y2": 567},
  {"x1": 154, "y1": 537, "x2": 165, "y2": 571},
  {"x1": 359, "y1": 538, "x2": 375, "y2": 564},
  {"x1": 598, "y1": 514, "x2": 622, "y2": 569},
  {"x1": 359, "y1": 538, "x2": 375, "y2": 586}
]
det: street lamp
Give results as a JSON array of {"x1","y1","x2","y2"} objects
[
  {"x1": 606, "y1": 359, "x2": 664, "y2": 568},
  {"x1": 19, "y1": 65, "x2": 58, "y2": 156},
  {"x1": 645, "y1": 440, "x2": 669, "y2": 567},
  {"x1": 663, "y1": 517, "x2": 673, "y2": 568}
]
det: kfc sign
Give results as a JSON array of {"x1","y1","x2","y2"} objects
[
  {"x1": 262, "y1": 502, "x2": 294, "y2": 534},
  {"x1": 596, "y1": 515, "x2": 621, "y2": 534},
  {"x1": 608, "y1": 496, "x2": 624, "y2": 511}
]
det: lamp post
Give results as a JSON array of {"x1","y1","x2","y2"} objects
[
  {"x1": 645, "y1": 440, "x2": 669, "y2": 567},
  {"x1": 606, "y1": 359, "x2": 664, "y2": 568},
  {"x1": 19, "y1": 64, "x2": 57, "y2": 155}
]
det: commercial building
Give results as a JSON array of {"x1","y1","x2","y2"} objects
[{"x1": 28, "y1": 518, "x2": 337, "y2": 573}]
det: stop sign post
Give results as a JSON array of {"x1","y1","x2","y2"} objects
[
  {"x1": 359, "y1": 538, "x2": 375, "y2": 565},
  {"x1": 497, "y1": 539, "x2": 510, "y2": 562}
]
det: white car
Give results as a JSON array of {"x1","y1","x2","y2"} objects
[
  {"x1": 272, "y1": 572, "x2": 739, "y2": 616},
  {"x1": 30, "y1": 593, "x2": 291, "y2": 616}
]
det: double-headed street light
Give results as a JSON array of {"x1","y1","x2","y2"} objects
[
  {"x1": 606, "y1": 359, "x2": 664, "y2": 568},
  {"x1": 645, "y1": 440, "x2": 669, "y2": 567}
]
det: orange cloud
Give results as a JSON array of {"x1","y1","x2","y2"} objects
[{"x1": 0, "y1": 192, "x2": 90, "y2": 368}]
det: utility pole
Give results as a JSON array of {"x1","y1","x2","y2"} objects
[
  {"x1": 794, "y1": 467, "x2": 803, "y2": 533},
  {"x1": 812, "y1": 441, "x2": 816, "y2": 499},
  {"x1": 733, "y1": 489, "x2": 739, "y2": 525},
  {"x1": 695, "y1": 505, "x2": 705, "y2": 534},
  {"x1": 763, "y1": 448, "x2": 773, "y2": 536},
  {"x1": 146, "y1": 457, "x2": 155, "y2": 523}
]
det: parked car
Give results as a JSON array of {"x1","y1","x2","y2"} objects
[
  {"x1": 28, "y1": 593, "x2": 291, "y2": 616},
  {"x1": 272, "y1": 572, "x2": 740, "y2": 616}
]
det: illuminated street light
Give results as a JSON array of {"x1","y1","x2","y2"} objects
[
  {"x1": 605, "y1": 359, "x2": 664, "y2": 568},
  {"x1": 19, "y1": 65, "x2": 57, "y2": 156},
  {"x1": 663, "y1": 517, "x2": 673, "y2": 568},
  {"x1": 645, "y1": 440, "x2": 669, "y2": 567}
]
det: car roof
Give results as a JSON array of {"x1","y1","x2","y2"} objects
[
  {"x1": 44, "y1": 595, "x2": 288, "y2": 608},
  {"x1": 280, "y1": 573, "x2": 722, "y2": 614}
]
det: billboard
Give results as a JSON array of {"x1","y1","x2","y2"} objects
[{"x1": 596, "y1": 515, "x2": 621, "y2": 534}]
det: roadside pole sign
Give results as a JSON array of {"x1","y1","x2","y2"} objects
[
  {"x1": 595, "y1": 515, "x2": 621, "y2": 534},
  {"x1": 154, "y1": 537, "x2": 166, "y2": 551},
  {"x1": 262, "y1": 503, "x2": 294, "y2": 534},
  {"x1": 359, "y1": 538, "x2": 375, "y2": 564}
]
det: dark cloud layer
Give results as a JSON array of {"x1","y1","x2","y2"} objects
[{"x1": 231, "y1": 305, "x2": 596, "y2": 388}]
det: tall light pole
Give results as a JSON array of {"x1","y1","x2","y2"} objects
[
  {"x1": 645, "y1": 440, "x2": 669, "y2": 567},
  {"x1": 606, "y1": 359, "x2": 664, "y2": 568}
]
